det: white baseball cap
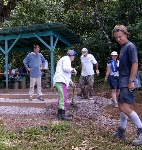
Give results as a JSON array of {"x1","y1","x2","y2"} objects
[
  {"x1": 111, "y1": 51, "x2": 118, "y2": 56},
  {"x1": 82, "y1": 48, "x2": 88, "y2": 52}
]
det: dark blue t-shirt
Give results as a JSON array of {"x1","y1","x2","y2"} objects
[{"x1": 119, "y1": 41, "x2": 140, "y2": 88}]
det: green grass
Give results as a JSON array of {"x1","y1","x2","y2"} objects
[{"x1": 0, "y1": 121, "x2": 141, "y2": 150}]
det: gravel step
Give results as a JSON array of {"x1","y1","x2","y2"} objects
[
  {"x1": 0, "y1": 98, "x2": 57, "y2": 108},
  {"x1": 0, "y1": 88, "x2": 80, "y2": 93},
  {"x1": 0, "y1": 96, "x2": 113, "y2": 115},
  {"x1": 0, "y1": 94, "x2": 59, "y2": 99}
]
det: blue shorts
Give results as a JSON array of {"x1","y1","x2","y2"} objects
[
  {"x1": 118, "y1": 88, "x2": 135, "y2": 104},
  {"x1": 108, "y1": 75, "x2": 119, "y2": 89}
]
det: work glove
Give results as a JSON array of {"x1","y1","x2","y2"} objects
[
  {"x1": 69, "y1": 81, "x2": 76, "y2": 88},
  {"x1": 71, "y1": 68, "x2": 77, "y2": 75}
]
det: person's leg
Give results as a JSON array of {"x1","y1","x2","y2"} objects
[
  {"x1": 118, "y1": 102, "x2": 142, "y2": 144},
  {"x1": 36, "y1": 77, "x2": 42, "y2": 96},
  {"x1": 108, "y1": 76, "x2": 118, "y2": 107},
  {"x1": 120, "y1": 112, "x2": 128, "y2": 129},
  {"x1": 87, "y1": 75, "x2": 94, "y2": 99},
  {"x1": 78, "y1": 76, "x2": 87, "y2": 98},
  {"x1": 116, "y1": 89, "x2": 120, "y2": 101},
  {"x1": 111, "y1": 89, "x2": 118, "y2": 107},
  {"x1": 55, "y1": 82, "x2": 71, "y2": 120},
  {"x1": 114, "y1": 88, "x2": 142, "y2": 145},
  {"x1": 29, "y1": 77, "x2": 36, "y2": 100},
  {"x1": 120, "y1": 103, "x2": 142, "y2": 131},
  {"x1": 116, "y1": 76, "x2": 120, "y2": 100},
  {"x1": 36, "y1": 77, "x2": 44, "y2": 101},
  {"x1": 55, "y1": 82, "x2": 67, "y2": 110}
]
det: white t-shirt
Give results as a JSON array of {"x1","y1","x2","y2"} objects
[
  {"x1": 53, "y1": 56, "x2": 73, "y2": 87},
  {"x1": 81, "y1": 54, "x2": 97, "y2": 76},
  {"x1": 107, "y1": 60, "x2": 119, "y2": 76}
]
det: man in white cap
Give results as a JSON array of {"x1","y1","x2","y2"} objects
[{"x1": 78, "y1": 48, "x2": 99, "y2": 99}]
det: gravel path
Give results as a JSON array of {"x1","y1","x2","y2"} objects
[
  {"x1": 0, "y1": 98, "x2": 57, "y2": 103},
  {"x1": 0, "y1": 95, "x2": 119, "y2": 131},
  {"x1": 0, "y1": 106, "x2": 47, "y2": 115},
  {"x1": 0, "y1": 96, "x2": 112, "y2": 115}
]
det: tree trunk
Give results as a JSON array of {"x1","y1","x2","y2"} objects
[
  {"x1": 0, "y1": 0, "x2": 18, "y2": 23},
  {"x1": 0, "y1": 0, "x2": 4, "y2": 22}
]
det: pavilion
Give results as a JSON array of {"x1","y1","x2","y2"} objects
[{"x1": 0, "y1": 22, "x2": 81, "y2": 89}]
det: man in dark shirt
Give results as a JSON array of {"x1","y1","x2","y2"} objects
[{"x1": 112, "y1": 25, "x2": 142, "y2": 146}]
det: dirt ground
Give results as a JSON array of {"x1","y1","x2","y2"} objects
[
  {"x1": 0, "y1": 114, "x2": 48, "y2": 131},
  {"x1": 0, "y1": 88, "x2": 142, "y2": 133}
]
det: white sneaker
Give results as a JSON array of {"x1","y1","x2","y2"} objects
[
  {"x1": 114, "y1": 103, "x2": 118, "y2": 108},
  {"x1": 88, "y1": 97, "x2": 93, "y2": 100},
  {"x1": 132, "y1": 133, "x2": 142, "y2": 146}
]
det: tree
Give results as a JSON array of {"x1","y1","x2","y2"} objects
[
  {"x1": 0, "y1": 0, "x2": 20, "y2": 24},
  {"x1": 1, "y1": 0, "x2": 142, "y2": 74}
]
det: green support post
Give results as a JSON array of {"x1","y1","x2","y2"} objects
[
  {"x1": 50, "y1": 35, "x2": 54, "y2": 86},
  {"x1": 5, "y1": 40, "x2": 8, "y2": 89}
]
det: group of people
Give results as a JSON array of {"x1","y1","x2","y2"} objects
[{"x1": 23, "y1": 24, "x2": 142, "y2": 146}]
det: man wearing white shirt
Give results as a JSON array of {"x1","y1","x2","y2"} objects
[{"x1": 78, "y1": 48, "x2": 99, "y2": 99}]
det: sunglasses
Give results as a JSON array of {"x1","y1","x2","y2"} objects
[{"x1": 113, "y1": 29, "x2": 124, "y2": 32}]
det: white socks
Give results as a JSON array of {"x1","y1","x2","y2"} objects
[
  {"x1": 120, "y1": 112, "x2": 128, "y2": 129},
  {"x1": 129, "y1": 111, "x2": 142, "y2": 129}
]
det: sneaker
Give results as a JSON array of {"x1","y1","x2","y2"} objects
[
  {"x1": 132, "y1": 129, "x2": 142, "y2": 146},
  {"x1": 57, "y1": 109, "x2": 72, "y2": 121},
  {"x1": 29, "y1": 97, "x2": 33, "y2": 101},
  {"x1": 113, "y1": 127, "x2": 126, "y2": 140},
  {"x1": 88, "y1": 97, "x2": 93, "y2": 100},
  {"x1": 132, "y1": 133, "x2": 142, "y2": 146},
  {"x1": 38, "y1": 96, "x2": 44, "y2": 101},
  {"x1": 114, "y1": 103, "x2": 118, "y2": 108}
]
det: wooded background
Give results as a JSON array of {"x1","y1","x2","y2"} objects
[{"x1": 0, "y1": 0, "x2": 142, "y2": 77}]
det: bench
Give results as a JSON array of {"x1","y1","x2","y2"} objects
[{"x1": 2, "y1": 80, "x2": 22, "y2": 89}]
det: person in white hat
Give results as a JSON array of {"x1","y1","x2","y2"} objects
[
  {"x1": 78, "y1": 48, "x2": 99, "y2": 100},
  {"x1": 105, "y1": 51, "x2": 119, "y2": 107}
]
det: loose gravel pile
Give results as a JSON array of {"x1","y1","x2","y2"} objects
[{"x1": 46, "y1": 96, "x2": 113, "y2": 119}]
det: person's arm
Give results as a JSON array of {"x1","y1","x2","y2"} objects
[
  {"x1": 105, "y1": 65, "x2": 111, "y2": 81},
  {"x1": 62, "y1": 60, "x2": 73, "y2": 73},
  {"x1": 23, "y1": 53, "x2": 33, "y2": 71},
  {"x1": 128, "y1": 62, "x2": 138, "y2": 91},
  {"x1": 91, "y1": 55, "x2": 99, "y2": 74},
  {"x1": 95, "y1": 63, "x2": 100, "y2": 75},
  {"x1": 23, "y1": 55, "x2": 29, "y2": 70},
  {"x1": 95, "y1": 63, "x2": 99, "y2": 70},
  {"x1": 40, "y1": 54, "x2": 46, "y2": 69}
]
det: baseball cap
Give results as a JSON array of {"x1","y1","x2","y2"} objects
[
  {"x1": 67, "y1": 50, "x2": 78, "y2": 56},
  {"x1": 111, "y1": 51, "x2": 118, "y2": 56},
  {"x1": 82, "y1": 48, "x2": 88, "y2": 52}
]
